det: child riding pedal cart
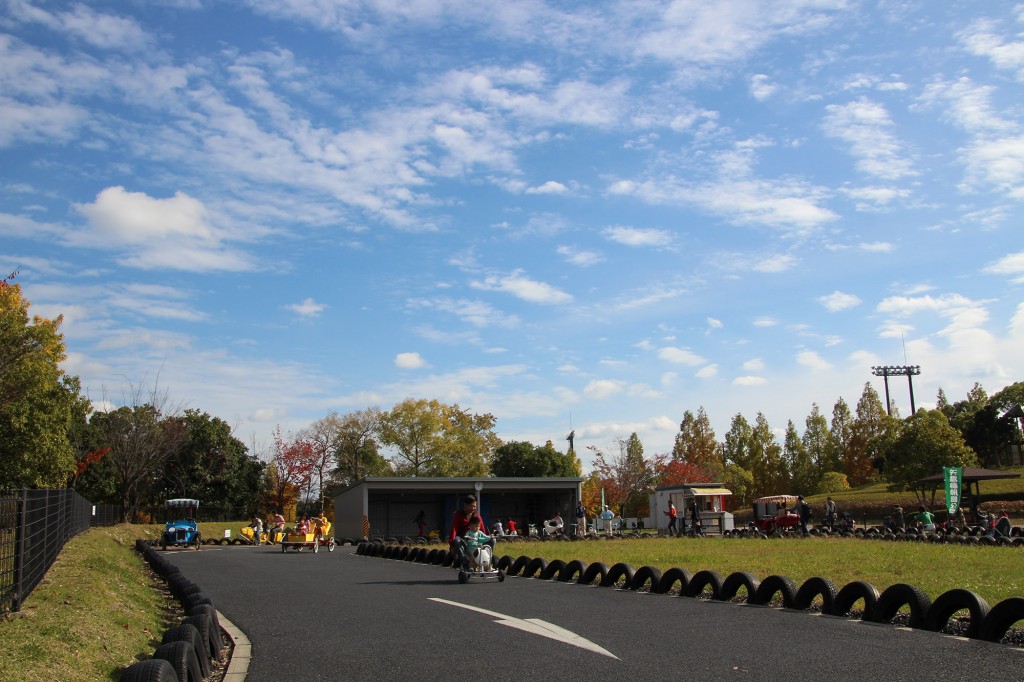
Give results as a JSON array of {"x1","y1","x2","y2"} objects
[{"x1": 456, "y1": 515, "x2": 505, "y2": 584}]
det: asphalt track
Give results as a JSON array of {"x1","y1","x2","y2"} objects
[{"x1": 162, "y1": 544, "x2": 1023, "y2": 682}]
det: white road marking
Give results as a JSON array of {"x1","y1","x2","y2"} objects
[{"x1": 428, "y1": 597, "x2": 619, "y2": 659}]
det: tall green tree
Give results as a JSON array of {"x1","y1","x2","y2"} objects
[
  {"x1": 0, "y1": 279, "x2": 86, "y2": 488},
  {"x1": 722, "y1": 413, "x2": 753, "y2": 469},
  {"x1": 671, "y1": 406, "x2": 722, "y2": 474},
  {"x1": 828, "y1": 398, "x2": 853, "y2": 476},
  {"x1": 881, "y1": 409, "x2": 979, "y2": 504},
  {"x1": 802, "y1": 403, "x2": 831, "y2": 480},
  {"x1": 748, "y1": 412, "x2": 786, "y2": 497},
  {"x1": 784, "y1": 420, "x2": 815, "y2": 494},
  {"x1": 491, "y1": 440, "x2": 580, "y2": 477},
  {"x1": 328, "y1": 408, "x2": 390, "y2": 485}
]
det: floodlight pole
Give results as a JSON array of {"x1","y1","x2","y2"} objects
[{"x1": 871, "y1": 365, "x2": 921, "y2": 416}]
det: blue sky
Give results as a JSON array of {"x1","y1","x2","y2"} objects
[{"x1": 2, "y1": 1, "x2": 1022, "y2": 467}]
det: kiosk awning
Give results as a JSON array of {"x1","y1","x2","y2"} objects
[{"x1": 690, "y1": 488, "x2": 732, "y2": 496}]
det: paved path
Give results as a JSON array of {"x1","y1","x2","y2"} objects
[{"x1": 163, "y1": 545, "x2": 1023, "y2": 681}]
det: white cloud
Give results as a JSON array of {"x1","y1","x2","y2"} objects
[
  {"x1": 658, "y1": 347, "x2": 706, "y2": 366},
  {"x1": 583, "y1": 379, "x2": 624, "y2": 399},
  {"x1": 286, "y1": 298, "x2": 327, "y2": 317},
  {"x1": 706, "y1": 317, "x2": 723, "y2": 330},
  {"x1": 797, "y1": 350, "x2": 832, "y2": 371},
  {"x1": 984, "y1": 251, "x2": 1024, "y2": 283},
  {"x1": 959, "y1": 18, "x2": 1024, "y2": 80},
  {"x1": 395, "y1": 352, "x2": 428, "y2": 369},
  {"x1": 470, "y1": 270, "x2": 573, "y2": 304},
  {"x1": 72, "y1": 187, "x2": 253, "y2": 272},
  {"x1": 750, "y1": 74, "x2": 777, "y2": 101},
  {"x1": 695, "y1": 364, "x2": 718, "y2": 379},
  {"x1": 733, "y1": 375, "x2": 767, "y2": 386},
  {"x1": 743, "y1": 358, "x2": 765, "y2": 371},
  {"x1": 556, "y1": 245, "x2": 604, "y2": 267},
  {"x1": 877, "y1": 293, "x2": 977, "y2": 317},
  {"x1": 818, "y1": 291, "x2": 862, "y2": 312},
  {"x1": 526, "y1": 180, "x2": 569, "y2": 195},
  {"x1": 602, "y1": 226, "x2": 673, "y2": 248},
  {"x1": 822, "y1": 98, "x2": 915, "y2": 180},
  {"x1": 752, "y1": 253, "x2": 797, "y2": 273}
]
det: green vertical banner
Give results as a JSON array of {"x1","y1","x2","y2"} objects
[{"x1": 944, "y1": 467, "x2": 962, "y2": 515}]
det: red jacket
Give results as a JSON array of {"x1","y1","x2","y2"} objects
[{"x1": 449, "y1": 510, "x2": 487, "y2": 543}]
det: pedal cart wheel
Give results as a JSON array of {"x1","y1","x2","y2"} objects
[
  {"x1": 327, "y1": 537, "x2": 336, "y2": 552},
  {"x1": 458, "y1": 570, "x2": 469, "y2": 584},
  {"x1": 312, "y1": 539, "x2": 319, "y2": 553}
]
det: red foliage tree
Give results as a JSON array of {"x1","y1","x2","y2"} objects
[{"x1": 265, "y1": 427, "x2": 316, "y2": 518}]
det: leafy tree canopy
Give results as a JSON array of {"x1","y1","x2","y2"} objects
[{"x1": 491, "y1": 440, "x2": 580, "y2": 477}]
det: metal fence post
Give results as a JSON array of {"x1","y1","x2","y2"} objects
[{"x1": 12, "y1": 489, "x2": 27, "y2": 612}]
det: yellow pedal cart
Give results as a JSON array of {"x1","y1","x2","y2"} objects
[{"x1": 280, "y1": 521, "x2": 335, "y2": 553}]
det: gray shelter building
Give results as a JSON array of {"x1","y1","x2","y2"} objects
[{"x1": 333, "y1": 477, "x2": 584, "y2": 539}]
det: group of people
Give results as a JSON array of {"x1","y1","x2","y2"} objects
[
  {"x1": 883, "y1": 504, "x2": 1013, "y2": 536},
  {"x1": 663, "y1": 501, "x2": 704, "y2": 537},
  {"x1": 248, "y1": 511, "x2": 328, "y2": 545}
]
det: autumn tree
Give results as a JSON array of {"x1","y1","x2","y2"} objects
[
  {"x1": 671, "y1": 407, "x2": 722, "y2": 474},
  {"x1": 264, "y1": 427, "x2": 316, "y2": 518},
  {"x1": 655, "y1": 457, "x2": 715, "y2": 487},
  {"x1": 0, "y1": 278, "x2": 88, "y2": 488},
  {"x1": 376, "y1": 399, "x2": 499, "y2": 476},
  {"x1": 846, "y1": 383, "x2": 887, "y2": 485},
  {"x1": 491, "y1": 440, "x2": 580, "y2": 477}
]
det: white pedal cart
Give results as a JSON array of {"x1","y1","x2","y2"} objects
[{"x1": 458, "y1": 542, "x2": 505, "y2": 584}]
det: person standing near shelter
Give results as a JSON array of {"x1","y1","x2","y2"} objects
[
  {"x1": 824, "y1": 497, "x2": 837, "y2": 531},
  {"x1": 797, "y1": 496, "x2": 811, "y2": 534},
  {"x1": 664, "y1": 501, "x2": 678, "y2": 536},
  {"x1": 414, "y1": 509, "x2": 427, "y2": 538},
  {"x1": 600, "y1": 505, "x2": 614, "y2": 535},
  {"x1": 575, "y1": 501, "x2": 587, "y2": 536},
  {"x1": 689, "y1": 502, "x2": 702, "y2": 536}
]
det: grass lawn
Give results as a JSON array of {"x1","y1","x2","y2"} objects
[{"x1": 495, "y1": 536, "x2": 1024, "y2": 606}]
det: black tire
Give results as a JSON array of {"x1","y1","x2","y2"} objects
[
  {"x1": 685, "y1": 570, "x2": 724, "y2": 600},
  {"x1": 183, "y1": 613, "x2": 218, "y2": 664},
  {"x1": 793, "y1": 577, "x2": 838, "y2": 612},
  {"x1": 458, "y1": 570, "x2": 469, "y2": 584},
  {"x1": 162, "y1": 623, "x2": 210, "y2": 678},
  {"x1": 873, "y1": 583, "x2": 932, "y2": 629},
  {"x1": 120, "y1": 658, "x2": 179, "y2": 682},
  {"x1": 396, "y1": 546, "x2": 410, "y2": 560},
  {"x1": 498, "y1": 569, "x2": 505, "y2": 582},
  {"x1": 540, "y1": 559, "x2": 566, "y2": 580},
  {"x1": 978, "y1": 597, "x2": 1024, "y2": 643},
  {"x1": 153, "y1": 640, "x2": 203, "y2": 682},
  {"x1": 925, "y1": 588, "x2": 990, "y2": 638},
  {"x1": 750, "y1": 575, "x2": 797, "y2": 608},
  {"x1": 832, "y1": 580, "x2": 880, "y2": 620},
  {"x1": 188, "y1": 604, "x2": 223, "y2": 659},
  {"x1": 182, "y1": 592, "x2": 212, "y2": 612},
  {"x1": 630, "y1": 566, "x2": 663, "y2": 592},
  {"x1": 175, "y1": 582, "x2": 203, "y2": 601},
  {"x1": 523, "y1": 557, "x2": 548, "y2": 578},
  {"x1": 509, "y1": 555, "x2": 532, "y2": 576},
  {"x1": 496, "y1": 555, "x2": 513, "y2": 572},
  {"x1": 601, "y1": 562, "x2": 635, "y2": 588},
  {"x1": 441, "y1": 551, "x2": 455, "y2": 567},
  {"x1": 719, "y1": 572, "x2": 760, "y2": 602},
  {"x1": 559, "y1": 559, "x2": 588, "y2": 583},
  {"x1": 656, "y1": 567, "x2": 692, "y2": 596},
  {"x1": 579, "y1": 562, "x2": 609, "y2": 586}
]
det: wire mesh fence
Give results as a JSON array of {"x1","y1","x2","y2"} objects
[{"x1": 0, "y1": 489, "x2": 94, "y2": 613}]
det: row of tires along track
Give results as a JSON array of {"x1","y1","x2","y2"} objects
[
  {"x1": 120, "y1": 540, "x2": 228, "y2": 682},
  {"x1": 356, "y1": 541, "x2": 1024, "y2": 646}
]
